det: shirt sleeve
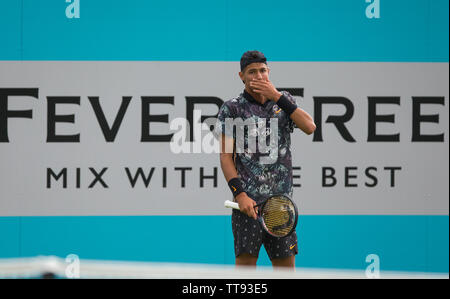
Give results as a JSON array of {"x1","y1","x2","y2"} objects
[{"x1": 214, "y1": 100, "x2": 236, "y2": 138}]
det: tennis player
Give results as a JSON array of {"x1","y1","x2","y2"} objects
[{"x1": 217, "y1": 50, "x2": 316, "y2": 268}]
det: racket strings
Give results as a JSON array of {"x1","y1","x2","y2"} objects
[{"x1": 261, "y1": 196, "x2": 296, "y2": 237}]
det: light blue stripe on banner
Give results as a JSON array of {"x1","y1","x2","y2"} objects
[
  {"x1": 0, "y1": 0, "x2": 22, "y2": 60},
  {"x1": 0, "y1": 215, "x2": 448, "y2": 273},
  {"x1": 0, "y1": 0, "x2": 448, "y2": 61}
]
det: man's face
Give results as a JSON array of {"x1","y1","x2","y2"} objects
[{"x1": 239, "y1": 62, "x2": 270, "y2": 92}]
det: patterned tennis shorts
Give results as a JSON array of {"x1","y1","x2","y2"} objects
[{"x1": 231, "y1": 209, "x2": 298, "y2": 260}]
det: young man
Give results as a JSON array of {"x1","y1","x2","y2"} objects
[{"x1": 217, "y1": 50, "x2": 316, "y2": 268}]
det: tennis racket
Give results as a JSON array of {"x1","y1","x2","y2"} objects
[{"x1": 224, "y1": 194, "x2": 298, "y2": 238}]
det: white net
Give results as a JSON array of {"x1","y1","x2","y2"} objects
[{"x1": 0, "y1": 256, "x2": 447, "y2": 279}]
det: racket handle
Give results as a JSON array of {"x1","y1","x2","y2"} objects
[{"x1": 224, "y1": 200, "x2": 240, "y2": 210}]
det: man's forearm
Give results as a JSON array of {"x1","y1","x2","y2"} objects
[
  {"x1": 290, "y1": 108, "x2": 316, "y2": 135},
  {"x1": 220, "y1": 153, "x2": 239, "y2": 182},
  {"x1": 272, "y1": 93, "x2": 316, "y2": 135}
]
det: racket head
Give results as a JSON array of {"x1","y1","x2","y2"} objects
[{"x1": 258, "y1": 194, "x2": 298, "y2": 238}]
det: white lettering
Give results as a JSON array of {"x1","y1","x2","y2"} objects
[
  {"x1": 365, "y1": 253, "x2": 381, "y2": 278},
  {"x1": 365, "y1": 0, "x2": 380, "y2": 19},
  {"x1": 65, "y1": 0, "x2": 80, "y2": 19}
]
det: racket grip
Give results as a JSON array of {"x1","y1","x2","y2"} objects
[{"x1": 224, "y1": 200, "x2": 240, "y2": 210}]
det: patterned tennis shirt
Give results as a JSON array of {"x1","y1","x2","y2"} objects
[{"x1": 216, "y1": 90, "x2": 297, "y2": 204}]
